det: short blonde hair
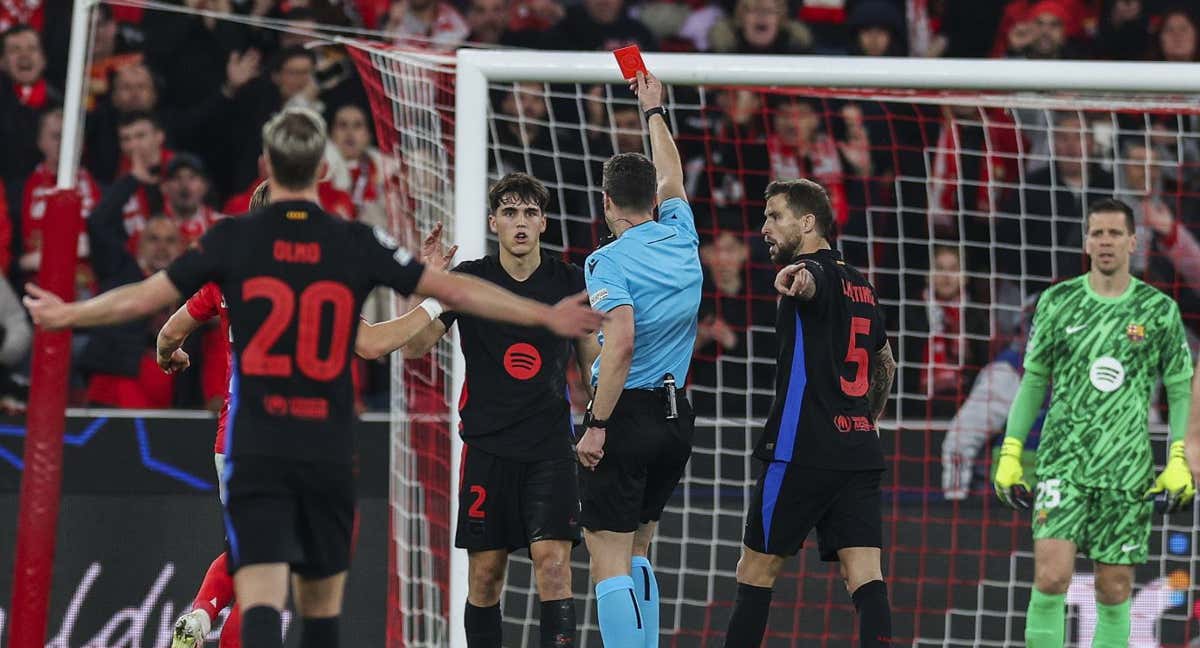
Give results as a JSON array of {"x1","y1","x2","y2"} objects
[{"x1": 262, "y1": 107, "x2": 326, "y2": 190}]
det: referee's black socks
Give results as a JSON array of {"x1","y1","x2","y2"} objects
[
  {"x1": 851, "y1": 579, "x2": 893, "y2": 647},
  {"x1": 540, "y1": 598, "x2": 576, "y2": 647},
  {"x1": 300, "y1": 616, "x2": 339, "y2": 648},
  {"x1": 722, "y1": 582, "x2": 773, "y2": 648},
  {"x1": 242, "y1": 606, "x2": 283, "y2": 648},
  {"x1": 465, "y1": 601, "x2": 503, "y2": 648}
]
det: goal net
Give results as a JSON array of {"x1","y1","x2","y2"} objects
[{"x1": 349, "y1": 46, "x2": 1200, "y2": 647}]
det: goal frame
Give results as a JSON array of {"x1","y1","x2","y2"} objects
[{"x1": 450, "y1": 48, "x2": 1200, "y2": 647}]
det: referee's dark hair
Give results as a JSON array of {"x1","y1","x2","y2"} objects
[
  {"x1": 603, "y1": 153, "x2": 657, "y2": 213},
  {"x1": 1085, "y1": 197, "x2": 1136, "y2": 235},
  {"x1": 262, "y1": 107, "x2": 327, "y2": 190},
  {"x1": 488, "y1": 172, "x2": 550, "y2": 213},
  {"x1": 765, "y1": 178, "x2": 836, "y2": 242}
]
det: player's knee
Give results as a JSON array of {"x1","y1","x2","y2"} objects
[
  {"x1": 1033, "y1": 565, "x2": 1072, "y2": 595},
  {"x1": 532, "y1": 553, "x2": 572, "y2": 599},
  {"x1": 735, "y1": 549, "x2": 783, "y2": 588},
  {"x1": 1095, "y1": 571, "x2": 1133, "y2": 605},
  {"x1": 468, "y1": 555, "x2": 506, "y2": 605}
]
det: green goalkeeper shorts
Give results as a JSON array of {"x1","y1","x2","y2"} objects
[{"x1": 1031, "y1": 477, "x2": 1151, "y2": 565}]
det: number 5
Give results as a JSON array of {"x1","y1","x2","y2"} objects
[{"x1": 841, "y1": 317, "x2": 871, "y2": 397}]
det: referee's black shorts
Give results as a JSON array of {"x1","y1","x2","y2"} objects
[
  {"x1": 222, "y1": 455, "x2": 355, "y2": 578},
  {"x1": 579, "y1": 389, "x2": 694, "y2": 533},
  {"x1": 742, "y1": 461, "x2": 882, "y2": 561}
]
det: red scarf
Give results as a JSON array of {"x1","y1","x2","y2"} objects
[
  {"x1": 347, "y1": 158, "x2": 380, "y2": 209},
  {"x1": 921, "y1": 291, "x2": 964, "y2": 396},
  {"x1": 928, "y1": 111, "x2": 1020, "y2": 222},
  {"x1": 0, "y1": 0, "x2": 41, "y2": 31},
  {"x1": 14, "y1": 78, "x2": 47, "y2": 110}
]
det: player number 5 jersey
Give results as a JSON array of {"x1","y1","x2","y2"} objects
[{"x1": 1024, "y1": 275, "x2": 1193, "y2": 491}]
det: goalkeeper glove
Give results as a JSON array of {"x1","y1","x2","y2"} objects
[
  {"x1": 1145, "y1": 440, "x2": 1195, "y2": 514},
  {"x1": 993, "y1": 437, "x2": 1032, "y2": 509}
]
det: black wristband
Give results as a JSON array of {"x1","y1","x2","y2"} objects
[{"x1": 644, "y1": 106, "x2": 667, "y2": 123}]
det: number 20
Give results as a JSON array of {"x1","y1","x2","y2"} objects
[{"x1": 242, "y1": 277, "x2": 354, "y2": 381}]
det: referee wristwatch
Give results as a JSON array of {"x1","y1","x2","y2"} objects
[
  {"x1": 583, "y1": 407, "x2": 608, "y2": 429},
  {"x1": 644, "y1": 106, "x2": 668, "y2": 123}
]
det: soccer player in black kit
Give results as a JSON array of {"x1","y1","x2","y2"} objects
[
  {"x1": 399, "y1": 172, "x2": 601, "y2": 648},
  {"x1": 23, "y1": 108, "x2": 604, "y2": 648},
  {"x1": 721, "y1": 179, "x2": 897, "y2": 648}
]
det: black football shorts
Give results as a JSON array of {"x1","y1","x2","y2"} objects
[
  {"x1": 579, "y1": 390, "x2": 694, "y2": 533},
  {"x1": 455, "y1": 445, "x2": 582, "y2": 553},
  {"x1": 222, "y1": 455, "x2": 355, "y2": 578},
  {"x1": 743, "y1": 463, "x2": 882, "y2": 561}
]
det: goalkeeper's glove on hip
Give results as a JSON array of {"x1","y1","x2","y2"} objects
[
  {"x1": 1145, "y1": 440, "x2": 1195, "y2": 514},
  {"x1": 993, "y1": 437, "x2": 1032, "y2": 509}
]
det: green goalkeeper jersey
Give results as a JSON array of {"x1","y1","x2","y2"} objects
[{"x1": 1024, "y1": 274, "x2": 1192, "y2": 491}]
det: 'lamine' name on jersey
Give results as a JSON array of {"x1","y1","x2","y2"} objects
[
  {"x1": 1024, "y1": 275, "x2": 1193, "y2": 491},
  {"x1": 758, "y1": 249, "x2": 889, "y2": 470},
  {"x1": 166, "y1": 200, "x2": 426, "y2": 464}
]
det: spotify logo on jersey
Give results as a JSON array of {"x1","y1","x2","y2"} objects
[
  {"x1": 1089, "y1": 356, "x2": 1126, "y2": 393},
  {"x1": 503, "y1": 343, "x2": 542, "y2": 380}
]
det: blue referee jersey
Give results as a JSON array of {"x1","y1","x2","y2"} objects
[{"x1": 584, "y1": 197, "x2": 702, "y2": 388}]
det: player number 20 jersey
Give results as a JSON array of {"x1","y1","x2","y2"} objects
[{"x1": 1024, "y1": 275, "x2": 1193, "y2": 491}]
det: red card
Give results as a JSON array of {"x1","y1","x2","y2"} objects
[{"x1": 613, "y1": 45, "x2": 648, "y2": 81}]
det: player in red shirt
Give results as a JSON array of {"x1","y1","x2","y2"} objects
[{"x1": 164, "y1": 181, "x2": 460, "y2": 647}]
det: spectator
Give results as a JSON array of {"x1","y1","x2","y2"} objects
[
  {"x1": 707, "y1": 0, "x2": 811, "y2": 54},
  {"x1": 78, "y1": 153, "x2": 186, "y2": 408},
  {"x1": 20, "y1": 108, "x2": 100, "y2": 283},
  {"x1": 161, "y1": 153, "x2": 225, "y2": 244},
  {"x1": 1001, "y1": 0, "x2": 1086, "y2": 59},
  {"x1": 901, "y1": 245, "x2": 991, "y2": 418},
  {"x1": 0, "y1": 25, "x2": 59, "y2": 213},
  {"x1": 327, "y1": 104, "x2": 385, "y2": 223},
  {"x1": 941, "y1": 0, "x2": 1007, "y2": 58},
  {"x1": 691, "y1": 229, "x2": 776, "y2": 417},
  {"x1": 465, "y1": 0, "x2": 553, "y2": 47},
  {"x1": 1115, "y1": 140, "x2": 1200, "y2": 308},
  {"x1": 142, "y1": 0, "x2": 251, "y2": 110},
  {"x1": 114, "y1": 111, "x2": 171, "y2": 245},
  {"x1": 1095, "y1": 0, "x2": 1150, "y2": 61},
  {"x1": 384, "y1": 0, "x2": 470, "y2": 50},
  {"x1": 540, "y1": 0, "x2": 658, "y2": 51},
  {"x1": 997, "y1": 112, "x2": 1115, "y2": 292},
  {"x1": 940, "y1": 299, "x2": 1040, "y2": 500},
  {"x1": 927, "y1": 105, "x2": 1021, "y2": 243},
  {"x1": 1151, "y1": 5, "x2": 1199, "y2": 62},
  {"x1": 85, "y1": 60, "x2": 159, "y2": 185},
  {"x1": 222, "y1": 47, "x2": 318, "y2": 196},
  {"x1": 845, "y1": 0, "x2": 906, "y2": 56},
  {"x1": 0, "y1": 273, "x2": 31, "y2": 412},
  {"x1": 85, "y1": 5, "x2": 141, "y2": 111}
]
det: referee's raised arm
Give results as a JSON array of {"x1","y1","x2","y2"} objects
[{"x1": 632, "y1": 71, "x2": 686, "y2": 204}]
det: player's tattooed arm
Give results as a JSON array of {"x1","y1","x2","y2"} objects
[{"x1": 867, "y1": 340, "x2": 896, "y2": 422}]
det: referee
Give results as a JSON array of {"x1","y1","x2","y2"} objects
[{"x1": 574, "y1": 71, "x2": 701, "y2": 647}]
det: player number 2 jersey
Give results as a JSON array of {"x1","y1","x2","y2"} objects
[
  {"x1": 1024, "y1": 275, "x2": 1193, "y2": 491},
  {"x1": 166, "y1": 200, "x2": 426, "y2": 464}
]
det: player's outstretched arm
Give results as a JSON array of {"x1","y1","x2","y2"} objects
[
  {"x1": 355, "y1": 305, "x2": 446, "y2": 360},
  {"x1": 1186, "y1": 363, "x2": 1200, "y2": 487},
  {"x1": 157, "y1": 304, "x2": 203, "y2": 374},
  {"x1": 24, "y1": 272, "x2": 182, "y2": 331},
  {"x1": 416, "y1": 270, "x2": 602, "y2": 338},
  {"x1": 631, "y1": 72, "x2": 686, "y2": 204},
  {"x1": 867, "y1": 341, "x2": 895, "y2": 423}
]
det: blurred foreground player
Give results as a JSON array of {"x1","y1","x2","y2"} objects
[
  {"x1": 165, "y1": 181, "x2": 455, "y2": 647},
  {"x1": 722, "y1": 179, "x2": 895, "y2": 648},
  {"x1": 399, "y1": 172, "x2": 601, "y2": 647},
  {"x1": 574, "y1": 71, "x2": 701, "y2": 648},
  {"x1": 994, "y1": 198, "x2": 1194, "y2": 648},
  {"x1": 23, "y1": 107, "x2": 604, "y2": 648}
]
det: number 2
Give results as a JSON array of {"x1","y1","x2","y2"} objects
[
  {"x1": 241, "y1": 278, "x2": 354, "y2": 381},
  {"x1": 468, "y1": 485, "x2": 487, "y2": 519},
  {"x1": 840, "y1": 316, "x2": 871, "y2": 397}
]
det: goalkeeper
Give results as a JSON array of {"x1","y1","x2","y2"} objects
[{"x1": 994, "y1": 198, "x2": 1195, "y2": 648}]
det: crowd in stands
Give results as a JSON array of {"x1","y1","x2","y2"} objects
[{"x1": 1, "y1": 0, "x2": 1199, "y2": 429}]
